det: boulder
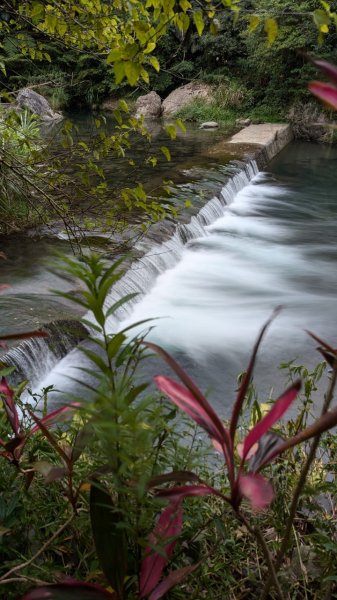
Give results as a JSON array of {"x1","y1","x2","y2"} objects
[
  {"x1": 162, "y1": 82, "x2": 214, "y2": 116},
  {"x1": 101, "y1": 97, "x2": 120, "y2": 112},
  {"x1": 199, "y1": 121, "x2": 218, "y2": 129},
  {"x1": 16, "y1": 88, "x2": 63, "y2": 121},
  {"x1": 135, "y1": 91, "x2": 162, "y2": 119},
  {"x1": 235, "y1": 118, "x2": 252, "y2": 127}
]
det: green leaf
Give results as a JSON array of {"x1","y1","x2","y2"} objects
[
  {"x1": 160, "y1": 146, "x2": 171, "y2": 161},
  {"x1": 193, "y1": 10, "x2": 205, "y2": 36},
  {"x1": 114, "y1": 61, "x2": 125, "y2": 84},
  {"x1": 175, "y1": 118, "x2": 186, "y2": 133},
  {"x1": 90, "y1": 483, "x2": 128, "y2": 599},
  {"x1": 118, "y1": 99, "x2": 129, "y2": 113},
  {"x1": 264, "y1": 18, "x2": 278, "y2": 46},
  {"x1": 144, "y1": 41, "x2": 156, "y2": 54},
  {"x1": 149, "y1": 55, "x2": 160, "y2": 72},
  {"x1": 313, "y1": 9, "x2": 330, "y2": 32},
  {"x1": 164, "y1": 124, "x2": 176, "y2": 140},
  {"x1": 125, "y1": 61, "x2": 141, "y2": 85},
  {"x1": 248, "y1": 15, "x2": 260, "y2": 32},
  {"x1": 71, "y1": 423, "x2": 93, "y2": 463}
]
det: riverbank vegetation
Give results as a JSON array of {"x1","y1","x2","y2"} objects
[
  {"x1": 1, "y1": 1, "x2": 337, "y2": 236},
  {"x1": 1, "y1": 256, "x2": 337, "y2": 599}
]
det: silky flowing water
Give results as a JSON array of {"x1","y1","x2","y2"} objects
[{"x1": 2, "y1": 135, "x2": 337, "y2": 415}]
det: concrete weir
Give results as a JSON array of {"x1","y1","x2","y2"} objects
[{"x1": 229, "y1": 123, "x2": 293, "y2": 166}]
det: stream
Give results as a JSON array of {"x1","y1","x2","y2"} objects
[{"x1": 1, "y1": 127, "x2": 337, "y2": 417}]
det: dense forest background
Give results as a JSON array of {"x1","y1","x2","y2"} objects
[{"x1": 1, "y1": 0, "x2": 337, "y2": 120}]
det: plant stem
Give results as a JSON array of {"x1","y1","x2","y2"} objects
[
  {"x1": 260, "y1": 365, "x2": 337, "y2": 600},
  {"x1": 238, "y1": 511, "x2": 285, "y2": 600},
  {"x1": 0, "y1": 514, "x2": 74, "y2": 584}
]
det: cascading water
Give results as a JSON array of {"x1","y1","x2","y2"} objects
[
  {"x1": 22, "y1": 158, "x2": 260, "y2": 398},
  {"x1": 5, "y1": 140, "x2": 337, "y2": 414}
]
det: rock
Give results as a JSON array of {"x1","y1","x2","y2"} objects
[
  {"x1": 135, "y1": 91, "x2": 162, "y2": 120},
  {"x1": 16, "y1": 88, "x2": 63, "y2": 121},
  {"x1": 199, "y1": 121, "x2": 218, "y2": 129},
  {"x1": 162, "y1": 82, "x2": 214, "y2": 116},
  {"x1": 235, "y1": 118, "x2": 251, "y2": 127},
  {"x1": 101, "y1": 97, "x2": 120, "y2": 112}
]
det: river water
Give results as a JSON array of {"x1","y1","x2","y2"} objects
[{"x1": 1, "y1": 134, "x2": 337, "y2": 415}]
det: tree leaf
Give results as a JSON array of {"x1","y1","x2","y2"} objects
[
  {"x1": 242, "y1": 380, "x2": 301, "y2": 461},
  {"x1": 140, "y1": 501, "x2": 183, "y2": 598},
  {"x1": 309, "y1": 81, "x2": 337, "y2": 110},
  {"x1": 0, "y1": 329, "x2": 48, "y2": 341},
  {"x1": 193, "y1": 10, "x2": 205, "y2": 36},
  {"x1": 229, "y1": 308, "x2": 281, "y2": 441},
  {"x1": 154, "y1": 375, "x2": 227, "y2": 449},
  {"x1": 20, "y1": 581, "x2": 116, "y2": 599},
  {"x1": 154, "y1": 484, "x2": 225, "y2": 503},
  {"x1": 90, "y1": 482, "x2": 127, "y2": 599},
  {"x1": 238, "y1": 473, "x2": 274, "y2": 510},
  {"x1": 0, "y1": 377, "x2": 20, "y2": 436},
  {"x1": 149, "y1": 563, "x2": 199, "y2": 600},
  {"x1": 71, "y1": 423, "x2": 93, "y2": 463},
  {"x1": 264, "y1": 18, "x2": 278, "y2": 46}
]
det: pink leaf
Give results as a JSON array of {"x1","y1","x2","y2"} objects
[
  {"x1": 149, "y1": 564, "x2": 199, "y2": 600},
  {"x1": 242, "y1": 380, "x2": 301, "y2": 461},
  {"x1": 312, "y1": 59, "x2": 337, "y2": 85},
  {"x1": 0, "y1": 284, "x2": 10, "y2": 292},
  {"x1": 0, "y1": 329, "x2": 48, "y2": 341},
  {"x1": 147, "y1": 342, "x2": 232, "y2": 453},
  {"x1": 140, "y1": 501, "x2": 183, "y2": 598},
  {"x1": 238, "y1": 473, "x2": 274, "y2": 510},
  {"x1": 155, "y1": 484, "x2": 226, "y2": 503},
  {"x1": 229, "y1": 308, "x2": 281, "y2": 441},
  {"x1": 0, "y1": 377, "x2": 21, "y2": 436},
  {"x1": 30, "y1": 403, "x2": 81, "y2": 434},
  {"x1": 309, "y1": 81, "x2": 337, "y2": 110},
  {"x1": 155, "y1": 375, "x2": 227, "y2": 448},
  {"x1": 20, "y1": 580, "x2": 116, "y2": 599}
]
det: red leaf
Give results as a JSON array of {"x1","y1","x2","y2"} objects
[
  {"x1": 309, "y1": 81, "x2": 337, "y2": 110},
  {"x1": 155, "y1": 484, "x2": 226, "y2": 503},
  {"x1": 229, "y1": 308, "x2": 281, "y2": 441},
  {"x1": 259, "y1": 404, "x2": 337, "y2": 469},
  {"x1": 149, "y1": 564, "x2": 199, "y2": 600},
  {"x1": 30, "y1": 403, "x2": 81, "y2": 434},
  {"x1": 312, "y1": 59, "x2": 337, "y2": 85},
  {"x1": 20, "y1": 581, "x2": 116, "y2": 599},
  {"x1": 155, "y1": 376, "x2": 227, "y2": 448},
  {"x1": 238, "y1": 473, "x2": 274, "y2": 510},
  {"x1": 0, "y1": 377, "x2": 21, "y2": 436},
  {"x1": 242, "y1": 380, "x2": 301, "y2": 461},
  {"x1": 147, "y1": 471, "x2": 201, "y2": 488},
  {"x1": 0, "y1": 329, "x2": 48, "y2": 341},
  {"x1": 147, "y1": 342, "x2": 232, "y2": 452},
  {"x1": 140, "y1": 501, "x2": 183, "y2": 598}
]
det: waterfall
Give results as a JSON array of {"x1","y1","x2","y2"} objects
[
  {"x1": 102, "y1": 159, "x2": 258, "y2": 331},
  {"x1": 3, "y1": 158, "x2": 259, "y2": 391},
  {"x1": 3, "y1": 320, "x2": 88, "y2": 387}
]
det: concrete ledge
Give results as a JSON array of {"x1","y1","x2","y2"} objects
[{"x1": 229, "y1": 123, "x2": 293, "y2": 165}]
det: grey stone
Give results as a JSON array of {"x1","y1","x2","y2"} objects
[
  {"x1": 199, "y1": 121, "x2": 219, "y2": 129},
  {"x1": 16, "y1": 88, "x2": 63, "y2": 121},
  {"x1": 235, "y1": 118, "x2": 252, "y2": 127},
  {"x1": 135, "y1": 91, "x2": 162, "y2": 120},
  {"x1": 162, "y1": 82, "x2": 214, "y2": 116}
]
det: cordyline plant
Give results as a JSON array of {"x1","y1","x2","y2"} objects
[
  {"x1": 309, "y1": 57, "x2": 337, "y2": 110},
  {"x1": 139, "y1": 314, "x2": 337, "y2": 599}
]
